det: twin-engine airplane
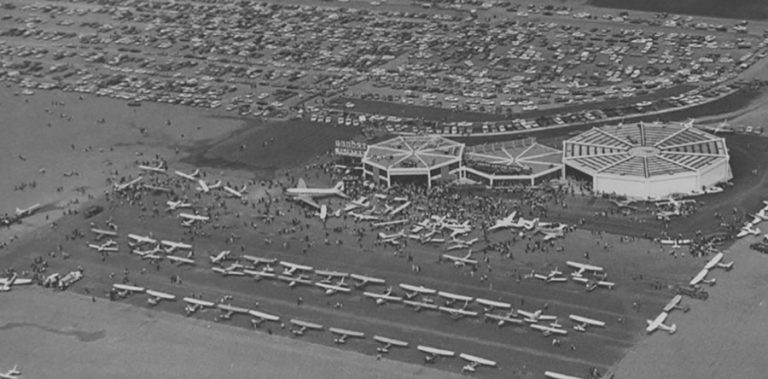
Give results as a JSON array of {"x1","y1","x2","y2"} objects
[{"x1": 285, "y1": 179, "x2": 348, "y2": 209}]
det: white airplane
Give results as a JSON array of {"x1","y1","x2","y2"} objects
[
  {"x1": 363, "y1": 288, "x2": 403, "y2": 305},
  {"x1": 315, "y1": 270, "x2": 349, "y2": 284},
  {"x1": 545, "y1": 371, "x2": 585, "y2": 379},
  {"x1": 439, "y1": 306, "x2": 479, "y2": 320},
  {"x1": 349, "y1": 212, "x2": 380, "y2": 221},
  {"x1": 243, "y1": 268, "x2": 277, "y2": 281},
  {"x1": 281, "y1": 262, "x2": 314, "y2": 276},
  {"x1": 0, "y1": 365, "x2": 21, "y2": 379},
  {"x1": 315, "y1": 282, "x2": 351, "y2": 295},
  {"x1": 438, "y1": 291, "x2": 473, "y2": 308},
  {"x1": 566, "y1": 261, "x2": 604, "y2": 277},
  {"x1": 403, "y1": 299, "x2": 439, "y2": 312},
  {"x1": 278, "y1": 275, "x2": 314, "y2": 288},
  {"x1": 128, "y1": 233, "x2": 157, "y2": 246},
  {"x1": 249, "y1": 309, "x2": 280, "y2": 327},
  {"x1": 196, "y1": 179, "x2": 222, "y2": 193},
  {"x1": 530, "y1": 323, "x2": 568, "y2": 336},
  {"x1": 417, "y1": 345, "x2": 455, "y2": 363},
  {"x1": 646, "y1": 312, "x2": 676, "y2": 334},
  {"x1": 211, "y1": 267, "x2": 245, "y2": 277},
  {"x1": 174, "y1": 169, "x2": 200, "y2": 181},
  {"x1": 516, "y1": 217, "x2": 539, "y2": 231},
  {"x1": 166, "y1": 255, "x2": 196, "y2": 266},
  {"x1": 114, "y1": 177, "x2": 143, "y2": 192},
  {"x1": 518, "y1": 309, "x2": 557, "y2": 323},
  {"x1": 209, "y1": 250, "x2": 232, "y2": 265},
  {"x1": 224, "y1": 184, "x2": 248, "y2": 199},
  {"x1": 0, "y1": 273, "x2": 33, "y2": 292},
  {"x1": 146, "y1": 289, "x2": 176, "y2": 306},
  {"x1": 378, "y1": 230, "x2": 406, "y2": 240},
  {"x1": 372, "y1": 219, "x2": 409, "y2": 229},
  {"x1": 179, "y1": 212, "x2": 209, "y2": 224},
  {"x1": 138, "y1": 162, "x2": 166, "y2": 174},
  {"x1": 737, "y1": 224, "x2": 761, "y2": 238},
  {"x1": 242, "y1": 255, "x2": 278, "y2": 267},
  {"x1": 88, "y1": 241, "x2": 119, "y2": 253},
  {"x1": 460, "y1": 353, "x2": 497, "y2": 373},
  {"x1": 484, "y1": 311, "x2": 524, "y2": 327},
  {"x1": 389, "y1": 201, "x2": 411, "y2": 216},
  {"x1": 475, "y1": 298, "x2": 512, "y2": 312},
  {"x1": 161, "y1": 240, "x2": 193, "y2": 252},
  {"x1": 659, "y1": 238, "x2": 692, "y2": 248},
  {"x1": 286, "y1": 179, "x2": 348, "y2": 209},
  {"x1": 42, "y1": 272, "x2": 60, "y2": 288},
  {"x1": 350, "y1": 274, "x2": 386, "y2": 289},
  {"x1": 14, "y1": 203, "x2": 40, "y2": 218},
  {"x1": 166, "y1": 200, "x2": 192, "y2": 211},
  {"x1": 343, "y1": 197, "x2": 371, "y2": 212},
  {"x1": 442, "y1": 251, "x2": 478, "y2": 267},
  {"x1": 571, "y1": 275, "x2": 616, "y2": 291},
  {"x1": 329, "y1": 327, "x2": 365, "y2": 344},
  {"x1": 541, "y1": 230, "x2": 564, "y2": 241},
  {"x1": 112, "y1": 283, "x2": 145, "y2": 298},
  {"x1": 399, "y1": 283, "x2": 437, "y2": 300},
  {"x1": 216, "y1": 304, "x2": 250, "y2": 320},
  {"x1": 689, "y1": 268, "x2": 716, "y2": 286},
  {"x1": 183, "y1": 297, "x2": 215, "y2": 316},
  {"x1": 704, "y1": 252, "x2": 734, "y2": 271},
  {"x1": 91, "y1": 228, "x2": 118, "y2": 240},
  {"x1": 664, "y1": 294, "x2": 690, "y2": 313},
  {"x1": 487, "y1": 211, "x2": 518, "y2": 232},
  {"x1": 374, "y1": 335, "x2": 408, "y2": 354},
  {"x1": 290, "y1": 319, "x2": 323, "y2": 336},
  {"x1": 569, "y1": 314, "x2": 606, "y2": 332}
]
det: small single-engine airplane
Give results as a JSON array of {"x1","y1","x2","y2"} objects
[
  {"x1": 566, "y1": 261, "x2": 605, "y2": 277},
  {"x1": 281, "y1": 262, "x2": 314, "y2": 276},
  {"x1": 183, "y1": 297, "x2": 215, "y2": 316},
  {"x1": 663, "y1": 294, "x2": 691, "y2": 313},
  {"x1": 646, "y1": 312, "x2": 676, "y2": 334},
  {"x1": 439, "y1": 306, "x2": 479, "y2": 320},
  {"x1": 224, "y1": 184, "x2": 248, "y2": 199},
  {"x1": 460, "y1": 353, "x2": 497, "y2": 373},
  {"x1": 484, "y1": 311, "x2": 524, "y2": 327},
  {"x1": 342, "y1": 197, "x2": 371, "y2": 212},
  {"x1": 166, "y1": 200, "x2": 192, "y2": 211},
  {"x1": 329, "y1": 327, "x2": 365, "y2": 344},
  {"x1": 216, "y1": 303, "x2": 250, "y2": 321},
  {"x1": 138, "y1": 162, "x2": 166, "y2": 174},
  {"x1": 211, "y1": 267, "x2": 245, "y2": 277},
  {"x1": 689, "y1": 268, "x2": 716, "y2": 286},
  {"x1": 112, "y1": 283, "x2": 146, "y2": 298},
  {"x1": 403, "y1": 299, "x2": 439, "y2": 312},
  {"x1": 704, "y1": 252, "x2": 734, "y2": 271},
  {"x1": 179, "y1": 212, "x2": 209, "y2": 225},
  {"x1": 374, "y1": 335, "x2": 408, "y2": 354},
  {"x1": 174, "y1": 169, "x2": 200, "y2": 181},
  {"x1": 209, "y1": 250, "x2": 232, "y2": 265},
  {"x1": 372, "y1": 219, "x2": 409, "y2": 229},
  {"x1": 363, "y1": 288, "x2": 403, "y2": 305},
  {"x1": 737, "y1": 223, "x2": 761, "y2": 238},
  {"x1": 441, "y1": 251, "x2": 478, "y2": 267},
  {"x1": 350, "y1": 274, "x2": 386, "y2": 289},
  {"x1": 487, "y1": 211, "x2": 518, "y2": 232},
  {"x1": 438, "y1": 291, "x2": 473, "y2": 308},
  {"x1": 278, "y1": 275, "x2": 313, "y2": 288},
  {"x1": 128, "y1": 233, "x2": 157, "y2": 246},
  {"x1": 530, "y1": 323, "x2": 568, "y2": 336},
  {"x1": 540, "y1": 230, "x2": 564, "y2": 241},
  {"x1": 571, "y1": 276, "x2": 616, "y2": 291},
  {"x1": 286, "y1": 179, "x2": 348, "y2": 209},
  {"x1": 146, "y1": 289, "x2": 176, "y2": 306},
  {"x1": 315, "y1": 282, "x2": 351, "y2": 296},
  {"x1": 196, "y1": 179, "x2": 222, "y2": 193},
  {"x1": 249, "y1": 309, "x2": 280, "y2": 327},
  {"x1": 475, "y1": 298, "x2": 512, "y2": 312},
  {"x1": 0, "y1": 273, "x2": 33, "y2": 292},
  {"x1": 290, "y1": 319, "x2": 323, "y2": 336},
  {"x1": 315, "y1": 270, "x2": 349, "y2": 284},
  {"x1": 166, "y1": 255, "x2": 196, "y2": 266},
  {"x1": 518, "y1": 309, "x2": 557, "y2": 323},
  {"x1": 399, "y1": 283, "x2": 437, "y2": 300},
  {"x1": 42, "y1": 273, "x2": 60, "y2": 288},
  {"x1": 160, "y1": 240, "x2": 192, "y2": 252},
  {"x1": 0, "y1": 364, "x2": 21, "y2": 379},
  {"x1": 569, "y1": 314, "x2": 606, "y2": 332},
  {"x1": 348, "y1": 212, "x2": 380, "y2": 221},
  {"x1": 534, "y1": 267, "x2": 567, "y2": 283},
  {"x1": 91, "y1": 228, "x2": 118, "y2": 240},
  {"x1": 242, "y1": 255, "x2": 278, "y2": 267},
  {"x1": 243, "y1": 269, "x2": 277, "y2": 281},
  {"x1": 417, "y1": 345, "x2": 455, "y2": 363},
  {"x1": 545, "y1": 370, "x2": 585, "y2": 379},
  {"x1": 114, "y1": 177, "x2": 143, "y2": 192},
  {"x1": 88, "y1": 241, "x2": 119, "y2": 253}
]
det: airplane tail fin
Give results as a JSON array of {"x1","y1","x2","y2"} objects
[
  {"x1": 334, "y1": 181, "x2": 344, "y2": 191},
  {"x1": 297, "y1": 178, "x2": 307, "y2": 189}
]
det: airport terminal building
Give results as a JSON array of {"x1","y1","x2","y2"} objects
[
  {"x1": 462, "y1": 138, "x2": 563, "y2": 187},
  {"x1": 562, "y1": 123, "x2": 732, "y2": 199}
]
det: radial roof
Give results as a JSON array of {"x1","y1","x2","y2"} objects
[
  {"x1": 465, "y1": 139, "x2": 562, "y2": 175},
  {"x1": 563, "y1": 123, "x2": 728, "y2": 178},
  {"x1": 364, "y1": 135, "x2": 464, "y2": 170}
]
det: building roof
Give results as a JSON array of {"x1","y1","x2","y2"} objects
[
  {"x1": 563, "y1": 123, "x2": 728, "y2": 178},
  {"x1": 465, "y1": 139, "x2": 562, "y2": 176},
  {"x1": 363, "y1": 135, "x2": 464, "y2": 171}
]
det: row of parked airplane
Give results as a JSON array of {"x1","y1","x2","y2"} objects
[
  {"x1": 124, "y1": 165, "x2": 250, "y2": 200},
  {"x1": 737, "y1": 201, "x2": 768, "y2": 238},
  {"x1": 89, "y1": 228, "x2": 198, "y2": 265}
]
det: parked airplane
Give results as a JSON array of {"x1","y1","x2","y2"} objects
[
  {"x1": 138, "y1": 163, "x2": 166, "y2": 174},
  {"x1": 281, "y1": 262, "x2": 314, "y2": 276},
  {"x1": 249, "y1": 309, "x2": 280, "y2": 327},
  {"x1": 242, "y1": 255, "x2": 278, "y2": 267},
  {"x1": 290, "y1": 319, "x2": 323, "y2": 336},
  {"x1": 442, "y1": 251, "x2": 478, "y2": 267},
  {"x1": 88, "y1": 241, "x2": 119, "y2": 253},
  {"x1": 211, "y1": 267, "x2": 245, "y2": 277},
  {"x1": 286, "y1": 179, "x2": 348, "y2": 209},
  {"x1": 350, "y1": 274, "x2": 386, "y2": 289},
  {"x1": 374, "y1": 335, "x2": 408, "y2": 354},
  {"x1": 541, "y1": 230, "x2": 564, "y2": 241},
  {"x1": 566, "y1": 261, "x2": 604, "y2": 277},
  {"x1": 209, "y1": 250, "x2": 232, "y2": 265},
  {"x1": 403, "y1": 299, "x2": 439, "y2": 312},
  {"x1": 216, "y1": 304, "x2": 250, "y2": 321},
  {"x1": 146, "y1": 289, "x2": 176, "y2": 306},
  {"x1": 243, "y1": 269, "x2": 277, "y2": 281},
  {"x1": 487, "y1": 211, "x2": 518, "y2": 232},
  {"x1": 704, "y1": 252, "x2": 734, "y2": 271},
  {"x1": 329, "y1": 327, "x2": 365, "y2": 344},
  {"x1": 0, "y1": 273, "x2": 33, "y2": 292},
  {"x1": 179, "y1": 212, "x2": 209, "y2": 225},
  {"x1": 545, "y1": 371, "x2": 585, "y2": 379},
  {"x1": 315, "y1": 282, "x2": 351, "y2": 296},
  {"x1": 128, "y1": 233, "x2": 157, "y2": 246},
  {"x1": 530, "y1": 323, "x2": 568, "y2": 336},
  {"x1": 484, "y1": 311, "x2": 524, "y2": 327},
  {"x1": 518, "y1": 309, "x2": 557, "y2": 323},
  {"x1": 646, "y1": 312, "x2": 676, "y2": 334},
  {"x1": 460, "y1": 353, "x2": 497, "y2": 373},
  {"x1": 161, "y1": 240, "x2": 192, "y2": 252},
  {"x1": 183, "y1": 297, "x2": 215, "y2": 316},
  {"x1": 737, "y1": 223, "x2": 761, "y2": 238},
  {"x1": 399, "y1": 283, "x2": 437, "y2": 300},
  {"x1": 363, "y1": 288, "x2": 403, "y2": 305},
  {"x1": 475, "y1": 298, "x2": 512, "y2": 312},
  {"x1": 440, "y1": 306, "x2": 479, "y2": 320},
  {"x1": 342, "y1": 197, "x2": 371, "y2": 212},
  {"x1": 349, "y1": 212, "x2": 380, "y2": 221},
  {"x1": 663, "y1": 294, "x2": 690, "y2": 313},
  {"x1": 91, "y1": 228, "x2": 118, "y2": 240},
  {"x1": 166, "y1": 200, "x2": 192, "y2": 211},
  {"x1": 315, "y1": 270, "x2": 349, "y2": 284},
  {"x1": 571, "y1": 276, "x2": 616, "y2": 291},
  {"x1": 114, "y1": 177, "x2": 143, "y2": 192},
  {"x1": 278, "y1": 275, "x2": 313, "y2": 288},
  {"x1": 196, "y1": 179, "x2": 222, "y2": 193},
  {"x1": 224, "y1": 184, "x2": 248, "y2": 199},
  {"x1": 166, "y1": 255, "x2": 196, "y2": 266},
  {"x1": 113, "y1": 283, "x2": 145, "y2": 298},
  {"x1": 438, "y1": 291, "x2": 473, "y2": 308},
  {"x1": 417, "y1": 345, "x2": 455, "y2": 363},
  {"x1": 373, "y1": 219, "x2": 409, "y2": 229},
  {"x1": 0, "y1": 365, "x2": 21, "y2": 379},
  {"x1": 689, "y1": 268, "x2": 716, "y2": 286},
  {"x1": 389, "y1": 201, "x2": 411, "y2": 216},
  {"x1": 569, "y1": 314, "x2": 606, "y2": 332},
  {"x1": 174, "y1": 169, "x2": 200, "y2": 181}
]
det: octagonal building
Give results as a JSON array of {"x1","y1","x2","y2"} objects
[
  {"x1": 563, "y1": 122, "x2": 731, "y2": 199},
  {"x1": 362, "y1": 135, "x2": 464, "y2": 188}
]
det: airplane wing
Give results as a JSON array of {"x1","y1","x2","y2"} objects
[
  {"x1": 373, "y1": 335, "x2": 408, "y2": 347},
  {"x1": 329, "y1": 327, "x2": 364, "y2": 338},
  {"x1": 296, "y1": 195, "x2": 320, "y2": 210},
  {"x1": 249, "y1": 309, "x2": 280, "y2": 322},
  {"x1": 459, "y1": 353, "x2": 497, "y2": 367},
  {"x1": 544, "y1": 371, "x2": 585, "y2": 379},
  {"x1": 417, "y1": 345, "x2": 455, "y2": 357}
]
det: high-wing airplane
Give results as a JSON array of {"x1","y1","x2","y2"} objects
[
  {"x1": 571, "y1": 276, "x2": 615, "y2": 291},
  {"x1": 196, "y1": 179, "x2": 222, "y2": 193},
  {"x1": 138, "y1": 162, "x2": 166, "y2": 174},
  {"x1": 343, "y1": 197, "x2": 371, "y2": 212},
  {"x1": 166, "y1": 255, "x2": 196, "y2": 266},
  {"x1": 439, "y1": 306, "x2": 479, "y2": 320},
  {"x1": 88, "y1": 241, "x2": 119, "y2": 253},
  {"x1": 216, "y1": 303, "x2": 250, "y2": 321},
  {"x1": 544, "y1": 371, "x2": 585, "y2": 379},
  {"x1": 91, "y1": 228, "x2": 118, "y2": 240},
  {"x1": 249, "y1": 309, "x2": 280, "y2": 327},
  {"x1": 438, "y1": 291, "x2": 473, "y2": 308},
  {"x1": 315, "y1": 270, "x2": 349, "y2": 284},
  {"x1": 174, "y1": 169, "x2": 200, "y2": 181},
  {"x1": 484, "y1": 311, "x2": 524, "y2": 327},
  {"x1": 403, "y1": 299, "x2": 439, "y2": 312},
  {"x1": 569, "y1": 314, "x2": 606, "y2": 332},
  {"x1": 0, "y1": 365, "x2": 21, "y2": 379},
  {"x1": 663, "y1": 294, "x2": 690, "y2": 313},
  {"x1": 286, "y1": 179, "x2": 348, "y2": 209},
  {"x1": 518, "y1": 309, "x2": 558, "y2": 323},
  {"x1": 161, "y1": 240, "x2": 193, "y2": 252},
  {"x1": 281, "y1": 262, "x2": 314, "y2": 276},
  {"x1": 399, "y1": 283, "x2": 437, "y2": 300},
  {"x1": 566, "y1": 261, "x2": 604, "y2": 277},
  {"x1": 442, "y1": 250, "x2": 478, "y2": 267},
  {"x1": 183, "y1": 297, "x2": 215, "y2": 316},
  {"x1": 243, "y1": 268, "x2": 277, "y2": 281},
  {"x1": 329, "y1": 327, "x2": 365, "y2": 344},
  {"x1": 460, "y1": 353, "x2": 497, "y2": 373},
  {"x1": 533, "y1": 267, "x2": 567, "y2": 283},
  {"x1": 704, "y1": 252, "x2": 734, "y2": 271},
  {"x1": 278, "y1": 274, "x2": 313, "y2": 288},
  {"x1": 166, "y1": 200, "x2": 192, "y2": 211},
  {"x1": 737, "y1": 223, "x2": 761, "y2": 238},
  {"x1": 363, "y1": 288, "x2": 403, "y2": 305},
  {"x1": 179, "y1": 212, "x2": 209, "y2": 225},
  {"x1": 0, "y1": 273, "x2": 33, "y2": 292},
  {"x1": 487, "y1": 211, "x2": 518, "y2": 232},
  {"x1": 146, "y1": 289, "x2": 176, "y2": 306},
  {"x1": 530, "y1": 323, "x2": 568, "y2": 336},
  {"x1": 315, "y1": 282, "x2": 351, "y2": 296},
  {"x1": 646, "y1": 312, "x2": 676, "y2": 334},
  {"x1": 224, "y1": 184, "x2": 248, "y2": 199},
  {"x1": 349, "y1": 212, "x2": 380, "y2": 221},
  {"x1": 209, "y1": 250, "x2": 232, "y2": 265},
  {"x1": 114, "y1": 177, "x2": 143, "y2": 192},
  {"x1": 378, "y1": 230, "x2": 406, "y2": 241},
  {"x1": 374, "y1": 335, "x2": 409, "y2": 354},
  {"x1": 475, "y1": 298, "x2": 512, "y2": 312},
  {"x1": 350, "y1": 274, "x2": 386, "y2": 289},
  {"x1": 689, "y1": 268, "x2": 716, "y2": 286},
  {"x1": 211, "y1": 267, "x2": 245, "y2": 277},
  {"x1": 242, "y1": 255, "x2": 278, "y2": 267},
  {"x1": 112, "y1": 283, "x2": 146, "y2": 298},
  {"x1": 417, "y1": 345, "x2": 455, "y2": 363},
  {"x1": 541, "y1": 230, "x2": 564, "y2": 241},
  {"x1": 128, "y1": 233, "x2": 157, "y2": 246},
  {"x1": 290, "y1": 319, "x2": 323, "y2": 336}
]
